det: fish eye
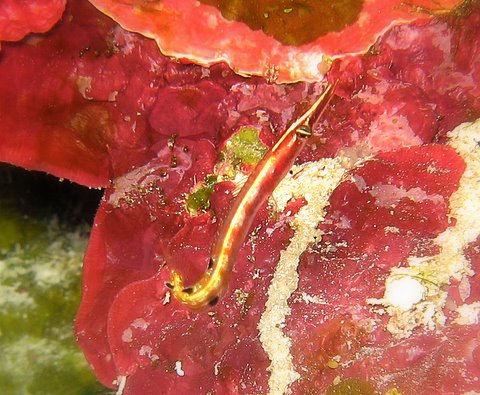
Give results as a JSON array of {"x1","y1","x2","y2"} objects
[
  {"x1": 296, "y1": 125, "x2": 312, "y2": 138},
  {"x1": 208, "y1": 258, "x2": 214, "y2": 269},
  {"x1": 208, "y1": 296, "x2": 219, "y2": 306}
]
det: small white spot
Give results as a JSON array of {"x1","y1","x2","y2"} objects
[
  {"x1": 252, "y1": 269, "x2": 261, "y2": 279},
  {"x1": 131, "y1": 318, "x2": 149, "y2": 330},
  {"x1": 454, "y1": 302, "x2": 480, "y2": 325},
  {"x1": 384, "y1": 276, "x2": 425, "y2": 311},
  {"x1": 384, "y1": 226, "x2": 400, "y2": 234},
  {"x1": 206, "y1": 13, "x2": 218, "y2": 29},
  {"x1": 139, "y1": 345, "x2": 153, "y2": 357},
  {"x1": 163, "y1": 291, "x2": 171, "y2": 305},
  {"x1": 175, "y1": 360, "x2": 185, "y2": 377},
  {"x1": 109, "y1": 91, "x2": 118, "y2": 102},
  {"x1": 458, "y1": 276, "x2": 471, "y2": 302},
  {"x1": 76, "y1": 76, "x2": 92, "y2": 99},
  {"x1": 121, "y1": 328, "x2": 133, "y2": 343},
  {"x1": 301, "y1": 292, "x2": 326, "y2": 305},
  {"x1": 200, "y1": 68, "x2": 210, "y2": 79}
]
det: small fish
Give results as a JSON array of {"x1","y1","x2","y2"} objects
[{"x1": 170, "y1": 82, "x2": 337, "y2": 310}]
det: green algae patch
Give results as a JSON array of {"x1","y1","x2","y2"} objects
[
  {"x1": 225, "y1": 126, "x2": 268, "y2": 166},
  {"x1": 1, "y1": 336, "x2": 99, "y2": 395},
  {"x1": 0, "y1": 165, "x2": 104, "y2": 394},
  {"x1": 386, "y1": 389, "x2": 404, "y2": 395},
  {"x1": 186, "y1": 175, "x2": 219, "y2": 216},
  {"x1": 186, "y1": 127, "x2": 267, "y2": 216},
  {"x1": 0, "y1": 203, "x2": 43, "y2": 251},
  {"x1": 326, "y1": 378, "x2": 378, "y2": 395},
  {"x1": 0, "y1": 219, "x2": 103, "y2": 394}
]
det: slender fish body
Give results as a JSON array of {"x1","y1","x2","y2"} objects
[{"x1": 170, "y1": 84, "x2": 335, "y2": 310}]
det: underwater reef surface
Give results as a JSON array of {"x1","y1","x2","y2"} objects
[{"x1": 0, "y1": 164, "x2": 104, "y2": 395}]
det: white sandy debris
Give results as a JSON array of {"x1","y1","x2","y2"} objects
[
  {"x1": 454, "y1": 302, "x2": 480, "y2": 325},
  {"x1": 368, "y1": 119, "x2": 480, "y2": 338},
  {"x1": 258, "y1": 158, "x2": 353, "y2": 395}
]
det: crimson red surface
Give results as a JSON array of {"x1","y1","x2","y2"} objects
[{"x1": 1, "y1": 1, "x2": 479, "y2": 394}]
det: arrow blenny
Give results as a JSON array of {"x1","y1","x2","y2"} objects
[{"x1": 170, "y1": 82, "x2": 336, "y2": 310}]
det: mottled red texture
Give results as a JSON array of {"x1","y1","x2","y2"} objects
[
  {"x1": 0, "y1": 0, "x2": 66, "y2": 42},
  {"x1": 1, "y1": 1, "x2": 480, "y2": 394},
  {"x1": 288, "y1": 145, "x2": 469, "y2": 393}
]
